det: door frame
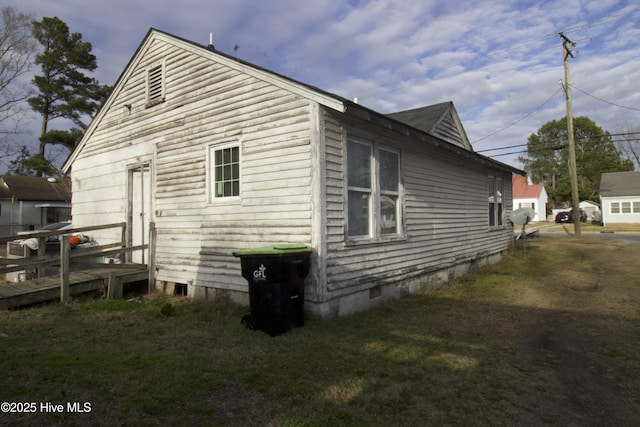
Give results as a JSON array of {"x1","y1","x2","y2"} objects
[{"x1": 127, "y1": 162, "x2": 152, "y2": 264}]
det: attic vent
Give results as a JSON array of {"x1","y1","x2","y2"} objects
[{"x1": 146, "y1": 61, "x2": 165, "y2": 106}]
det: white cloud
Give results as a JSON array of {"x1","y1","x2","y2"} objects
[{"x1": 2, "y1": 0, "x2": 639, "y2": 170}]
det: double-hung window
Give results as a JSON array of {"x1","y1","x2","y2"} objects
[
  {"x1": 347, "y1": 139, "x2": 401, "y2": 240},
  {"x1": 488, "y1": 176, "x2": 504, "y2": 227},
  {"x1": 209, "y1": 143, "x2": 240, "y2": 201}
]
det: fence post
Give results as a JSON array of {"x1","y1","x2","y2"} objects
[
  {"x1": 36, "y1": 236, "x2": 47, "y2": 278},
  {"x1": 148, "y1": 221, "x2": 156, "y2": 293},
  {"x1": 121, "y1": 223, "x2": 127, "y2": 264},
  {"x1": 60, "y1": 235, "x2": 70, "y2": 303}
]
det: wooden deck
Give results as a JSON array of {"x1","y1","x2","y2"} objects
[
  {"x1": 0, "y1": 264, "x2": 149, "y2": 310},
  {"x1": 0, "y1": 222, "x2": 156, "y2": 310}
]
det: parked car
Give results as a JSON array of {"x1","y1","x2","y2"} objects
[{"x1": 555, "y1": 209, "x2": 587, "y2": 223}]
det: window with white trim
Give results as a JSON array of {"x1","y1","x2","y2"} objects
[
  {"x1": 146, "y1": 61, "x2": 165, "y2": 106},
  {"x1": 347, "y1": 138, "x2": 402, "y2": 240},
  {"x1": 209, "y1": 144, "x2": 240, "y2": 201},
  {"x1": 611, "y1": 202, "x2": 620, "y2": 214},
  {"x1": 488, "y1": 176, "x2": 504, "y2": 227},
  {"x1": 611, "y1": 201, "x2": 640, "y2": 214}
]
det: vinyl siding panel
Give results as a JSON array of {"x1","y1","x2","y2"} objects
[
  {"x1": 69, "y1": 30, "x2": 518, "y2": 317},
  {"x1": 70, "y1": 36, "x2": 314, "y2": 291},
  {"x1": 322, "y1": 109, "x2": 513, "y2": 298},
  {"x1": 430, "y1": 111, "x2": 465, "y2": 148}
]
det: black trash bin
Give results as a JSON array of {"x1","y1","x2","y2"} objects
[{"x1": 233, "y1": 244, "x2": 312, "y2": 336}]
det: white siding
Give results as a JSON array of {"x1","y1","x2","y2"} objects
[
  {"x1": 321, "y1": 109, "x2": 513, "y2": 301},
  {"x1": 514, "y1": 196, "x2": 547, "y2": 222},
  {"x1": 601, "y1": 197, "x2": 640, "y2": 226},
  {"x1": 69, "y1": 30, "x2": 518, "y2": 316},
  {"x1": 71, "y1": 37, "x2": 314, "y2": 292}
]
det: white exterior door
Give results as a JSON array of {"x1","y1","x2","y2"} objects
[{"x1": 129, "y1": 164, "x2": 151, "y2": 264}]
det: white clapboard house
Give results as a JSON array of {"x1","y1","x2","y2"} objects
[
  {"x1": 599, "y1": 171, "x2": 640, "y2": 226},
  {"x1": 512, "y1": 175, "x2": 547, "y2": 222},
  {"x1": 63, "y1": 29, "x2": 522, "y2": 317}
]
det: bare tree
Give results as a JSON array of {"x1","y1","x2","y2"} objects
[
  {"x1": 0, "y1": 6, "x2": 36, "y2": 168},
  {"x1": 616, "y1": 125, "x2": 640, "y2": 170}
]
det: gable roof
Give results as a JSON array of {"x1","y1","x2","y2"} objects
[
  {"x1": 512, "y1": 175, "x2": 544, "y2": 199},
  {"x1": 63, "y1": 28, "x2": 522, "y2": 176},
  {"x1": 599, "y1": 171, "x2": 640, "y2": 197},
  {"x1": 0, "y1": 176, "x2": 71, "y2": 201},
  {"x1": 386, "y1": 102, "x2": 473, "y2": 150}
]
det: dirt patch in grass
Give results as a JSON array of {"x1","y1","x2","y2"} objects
[{"x1": 445, "y1": 237, "x2": 640, "y2": 426}]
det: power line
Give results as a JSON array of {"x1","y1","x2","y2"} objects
[
  {"x1": 343, "y1": 6, "x2": 640, "y2": 147},
  {"x1": 571, "y1": 84, "x2": 640, "y2": 112},
  {"x1": 486, "y1": 140, "x2": 640, "y2": 160},
  {"x1": 472, "y1": 87, "x2": 564, "y2": 145},
  {"x1": 485, "y1": 139, "x2": 640, "y2": 159},
  {"x1": 477, "y1": 131, "x2": 640, "y2": 154}
]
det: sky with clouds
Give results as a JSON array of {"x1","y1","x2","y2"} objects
[{"x1": 4, "y1": 0, "x2": 640, "y2": 170}]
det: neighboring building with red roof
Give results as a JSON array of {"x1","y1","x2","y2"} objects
[{"x1": 512, "y1": 175, "x2": 548, "y2": 222}]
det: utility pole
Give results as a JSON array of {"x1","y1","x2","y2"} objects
[{"x1": 560, "y1": 32, "x2": 581, "y2": 237}]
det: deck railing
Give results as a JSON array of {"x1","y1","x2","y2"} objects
[{"x1": 0, "y1": 222, "x2": 156, "y2": 302}]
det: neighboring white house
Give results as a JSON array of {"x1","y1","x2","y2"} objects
[
  {"x1": 62, "y1": 29, "x2": 523, "y2": 318},
  {"x1": 600, "y1": 171, "x2": 640, "y2": 226},
  {"x1": 512, "y1": 175, "x2": 547, "y2": 222},
  {"x1": 0, "y1": 176, "x2": 71, "y2": 236}
]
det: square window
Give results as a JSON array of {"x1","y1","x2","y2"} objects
[{"x1": 611, "y1": 202, "x2": 620, "y2": 214}]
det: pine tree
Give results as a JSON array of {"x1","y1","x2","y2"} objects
[
  {"x1": 8, "y1": 146, "x2": 35, "y2": 175},
  {"x1": 27, "y1": 16, "x2": 110, "y2": 176}
]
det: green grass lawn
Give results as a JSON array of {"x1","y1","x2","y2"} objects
[{"x1": 1, "y1": 237, "x2": 639, "y2": 426}]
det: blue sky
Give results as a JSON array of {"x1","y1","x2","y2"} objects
[{"x1": 4, "y1": 0, "x2": 640, "y2": 169}]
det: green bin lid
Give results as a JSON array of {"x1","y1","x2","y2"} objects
[{"x1": 233, "y1": 243, "x2": 311, "y2": 256}]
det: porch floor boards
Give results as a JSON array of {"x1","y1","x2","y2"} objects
[{"x1": 0, "y1": 265, "x2": 149, "y2": 310}]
